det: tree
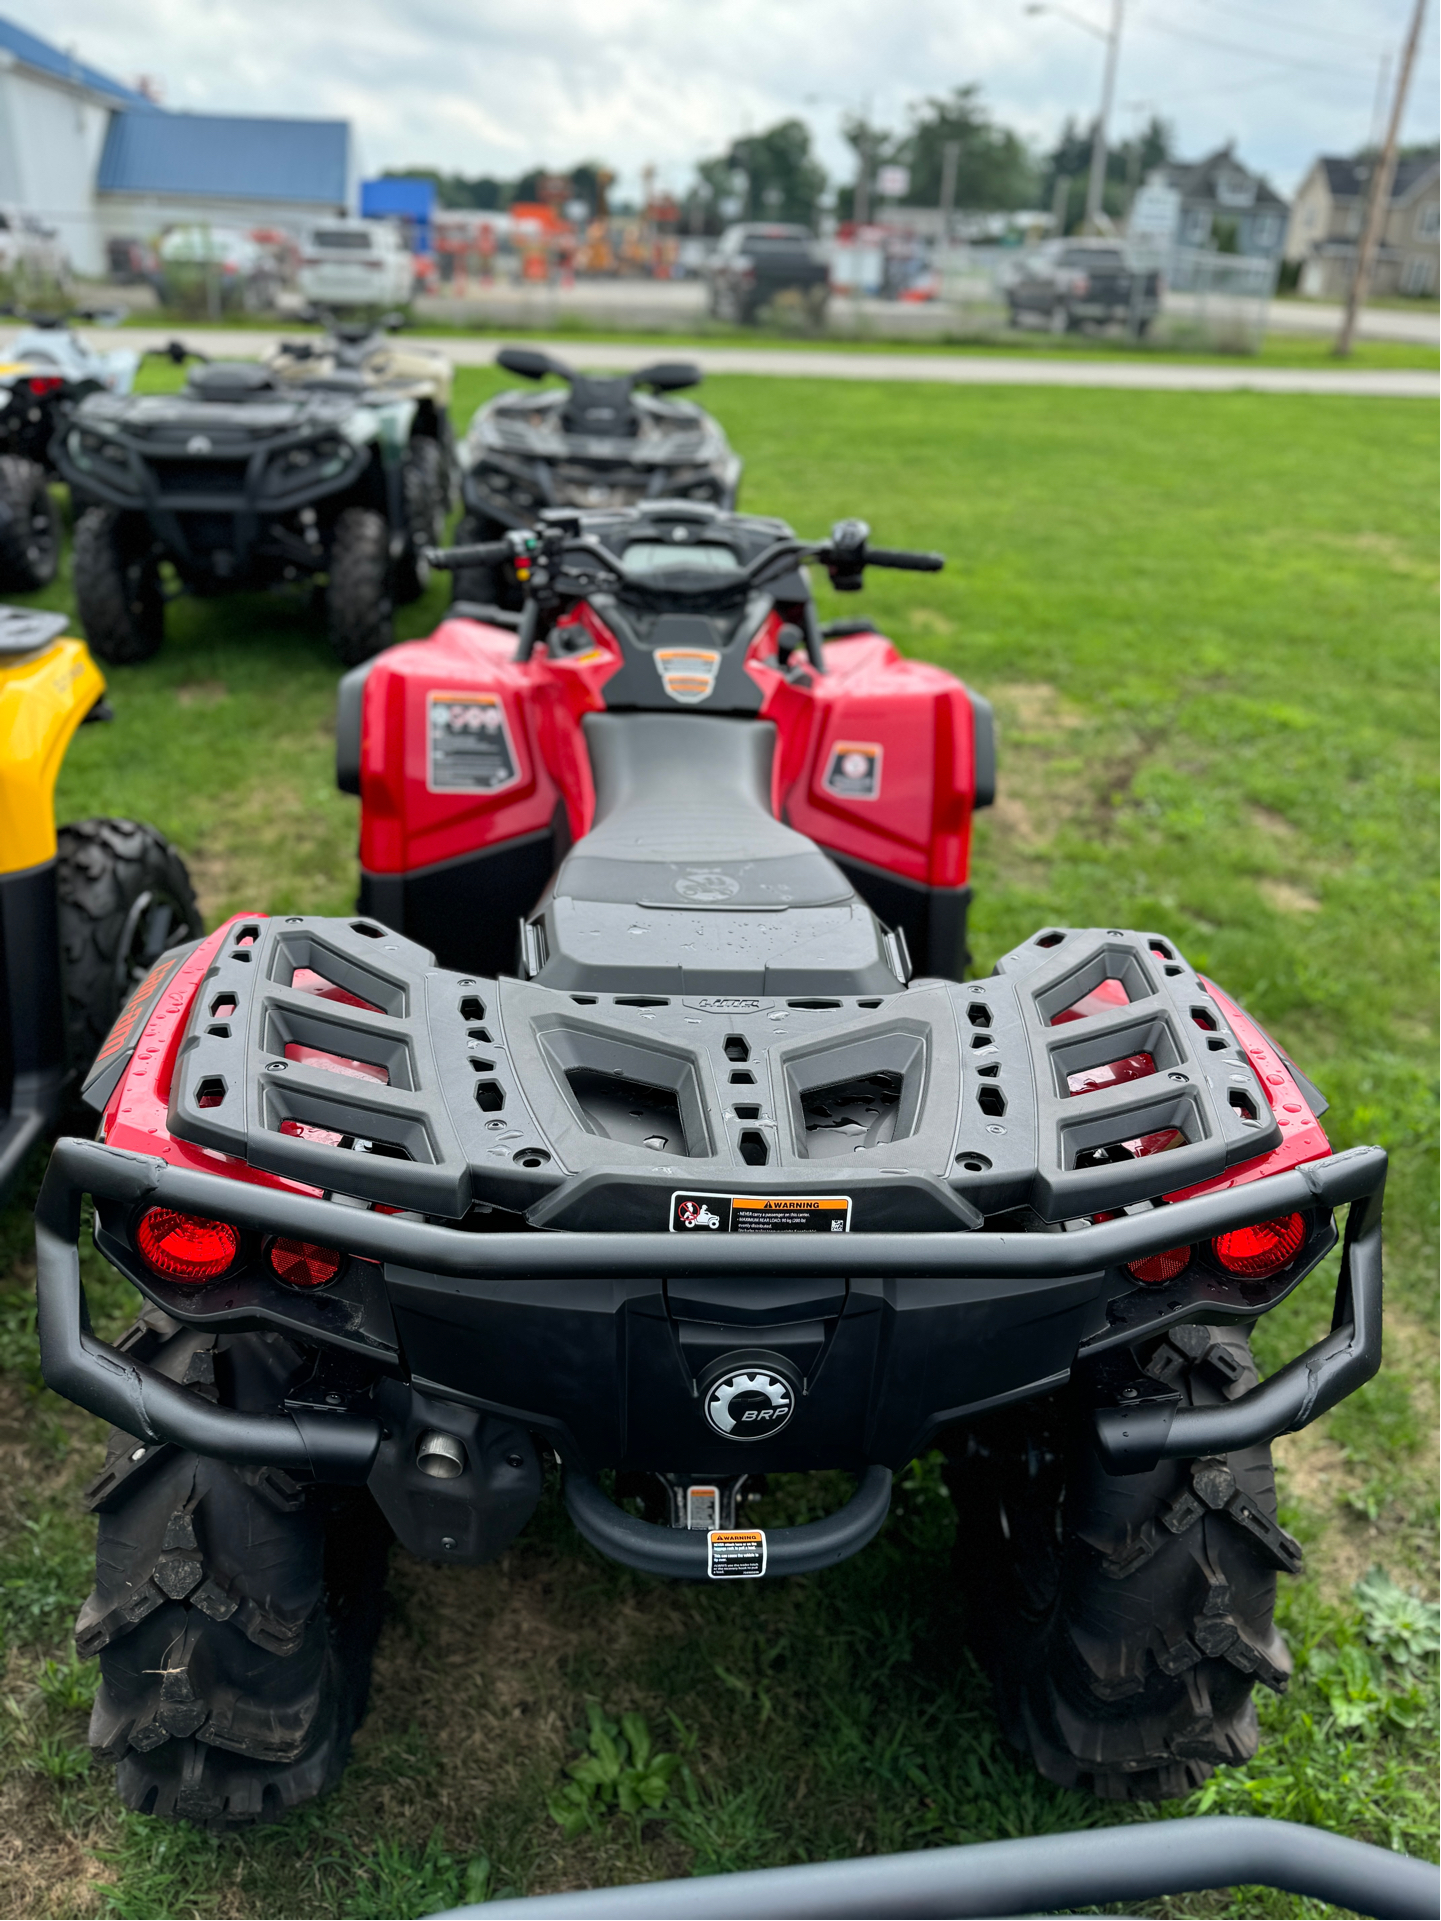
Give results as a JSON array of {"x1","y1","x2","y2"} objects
[
  {"x1": 690, "y1": 120, "x2": 828, "y2": 230},
  {"x1": 1039, "y1": 113, "x2": 1172, "y2": 233},
  {"x1": 900, "y1": 86, "x2": 1038, "y2": 209}
]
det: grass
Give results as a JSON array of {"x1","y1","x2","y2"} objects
[{"x1": 0, "y1": 365, "x2": 1435, "y2": 1917}]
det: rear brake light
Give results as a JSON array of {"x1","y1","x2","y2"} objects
[
  {"x1": 136, "y1": 1208, "x2": 239, "y2": 1282},
  {"x1": 1127, "y1": 1246, "x2": 1191, "y2": 1285},
  {"x1": 27, "y1": 375, "x2": 64, "y2": 396},
  {"x1": 268, "y1": 1238, "x2": 343, "y2": 1288},
  {"x1": 1213, "y1": 1213, "x2": 1305, "y2": 1277}
]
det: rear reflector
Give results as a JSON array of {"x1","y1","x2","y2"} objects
[
  {"x1": 1127, "y1": 1245, "x2": 1191, "y2": 1285},
  {"x1": 1213, "y1": 1213, "x2": 1305, "y2": 1277},
  {"x1": 136, "y1": 1208, "x2": 239, "y2": 1282},
  {"x1": 268, "y1": 1238, "x2": 343, "y2": 1288}
]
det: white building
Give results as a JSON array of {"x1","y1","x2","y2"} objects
[{"x1": 0, "y1": 12, "x2": 353, "y2": 278}]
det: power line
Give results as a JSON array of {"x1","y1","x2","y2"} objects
[
  {"x1": 1134, "y1": 15, "x2": 1365, "y2": 75},
  {"x1": 1191, "y1": 0, "x2": 1401, "y2": 52}
]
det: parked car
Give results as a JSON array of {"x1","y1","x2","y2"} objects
[
  {"x1": 158, "y1": 227, "x2": 280, "y2": 315},
  {"x1": 1006, "y1": 241, "x2": 1161, "y2": 335},
  {"x1": 297, "y1": 220, "x2": 415, "y2": 311},
  {"x1": 705, "y1": 223, "x2": 830, "y2": 326},
  {"x1": 0, "y1": 207, "x2": 68, "y2": 293}
]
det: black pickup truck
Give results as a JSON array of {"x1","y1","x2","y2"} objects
[
  {"x1": 1006, "y1": 240, "x2": 1161, "y2": 335},
  {"x1": 705, "y1": 223, "x2": 830, "y2": 326}
]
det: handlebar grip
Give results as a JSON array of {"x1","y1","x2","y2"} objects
[
  {"x1": 864, "y1": 548, "x2": 945, "y2": 573},
  {"x1": 425, "y1": 541, "x2": 512, "y2": 569}
]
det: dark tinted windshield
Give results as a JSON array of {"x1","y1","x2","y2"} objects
[{"x1": 1059, "y1": 248, "x2": 1124, "y2": 268}]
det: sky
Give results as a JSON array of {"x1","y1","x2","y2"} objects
[{"x1": 23, "y1": 0, "x2": 1441, "y2": 203}]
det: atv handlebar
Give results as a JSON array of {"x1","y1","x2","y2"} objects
[
  {"x1": 145, "y1": 339, "x2": 210, "y2": 366},
  {"x1": 860, "y1": 546, "x2": 945, "y2": 572}
]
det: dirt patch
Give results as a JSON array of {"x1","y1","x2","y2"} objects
[
  {"x1": 1248, "y1": 805, "x2": 1298, "y2": 840},
  {"x1": 1258, "y1": 878, "x2": 1321, "y2": 915},
  {"x1": 990, "y1": 681, "x2": 1087, "y2": 736},
  {"x1": 174, "y1": 681, "x2": 229, "y2": 710},
  {"x1": 906, "y1": 608, "x2": 955, "y2": 638}
]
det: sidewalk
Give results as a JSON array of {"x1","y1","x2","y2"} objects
[{"x1": 29, "y1": 327, "x2": 1436, "y2": 399}]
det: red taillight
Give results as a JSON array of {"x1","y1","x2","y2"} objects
[
  {"x1": 136, "y1": 1208, "x2": 239, "y2": 1283},
  {"x1": 1127, "y1": 1246, "x2": 1192, "y2": 1285},
  {"x1": 1212, "y1": 1213, "x2": 1305, "y2": 1278},
  {"x1": 268, "y1": 1238, "x2": 343, "y2": 1288},
  {"x1": 27, "y1": 375, "x2": 64, "y2": 396}
]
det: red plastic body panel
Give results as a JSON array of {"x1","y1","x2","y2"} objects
[
  {"x1": 102, "y1": 913, "x2": 318, "y2": 1197},
  {"x1": 1165, "y1": 980, "x2": 1330, "y2": 1203},
  {"x1": 356, "y1": 617, "x2": 983, "y2": 892}
]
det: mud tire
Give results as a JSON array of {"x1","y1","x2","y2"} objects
[
  {"x1": 55, "y1": 818, "x2": 203, "y2": 1078},
  {"x1": 77, "y1": 1313, "x2": 390, "y2": 1827},
  {"x1": 946, "y1": 1325, "x2": 1299, "y2": 1801},
  {"x1": 0, "y1": 454, "x2": 60, "y2": 589},
  {"x1": 72, "y1": 507, "x2": 165, "y2": 664},
  {"x1": 394, "y1": 436, "x2": 447, "y2": 603},
  {"x1": 327, "y1": 507, "x2": 394, "y2": 666}
]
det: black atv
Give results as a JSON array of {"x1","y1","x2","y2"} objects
[
  {"x1": 0, "y1": 306, "x2": 139, "y2": 591},
  {"x1": 262, "y1": 314, "x2": 458, "y2": 602},
  {"x1": 451, "y1": 345, "x2": 741, "y2": 614},
  {"x1": 51, "y1": 347, "x2": 441, "y2": 667}
]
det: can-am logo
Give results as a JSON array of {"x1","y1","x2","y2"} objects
[
  {"x1": 704, "y1": 1369, "x2": 795, "y2": 1440},
  {"x1": 674, "y1": 869, "x2": 740, "y2": 903},
  {"x1": 654, "y1": 648, "x2": 720, "y2": 704}
]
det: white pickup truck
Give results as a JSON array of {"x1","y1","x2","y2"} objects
[{"x1": 297, "y1": 219, "x2": 415, "y2": 309}]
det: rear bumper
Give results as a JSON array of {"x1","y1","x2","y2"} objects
[{"x1": 37, "y1": 1137, "x2": 1385, "y2": 1500}]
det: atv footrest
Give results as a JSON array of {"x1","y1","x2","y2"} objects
[{"x1": 565, "y1": 1465, "x2": 892, "y2": 1580}]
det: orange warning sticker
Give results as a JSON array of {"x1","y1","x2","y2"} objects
[
  {"x1": 671, "y1": 1193, "x2": 851, "y2": 1233},
  {"x1": 708, "y1": 1529, "x2": 767, "y2": 1579}
]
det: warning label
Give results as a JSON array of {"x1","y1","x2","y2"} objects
[
  {"x1": 686, "y1": 1485, "x2": 719, "y2": 1531},
  {"x1": 708, "y1": 1529, "x2": 767, "y2": 1579},
  {"x1": 670, "y1": 1193, "x2": 851, "y2": 1233},
  {"x1": 427, "y1": 693, "x2": 519, "y2": 793},
  {"x1": 823, "y1": 741, "x2": 882, "y2": 801}
]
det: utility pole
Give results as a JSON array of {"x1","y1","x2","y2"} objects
[
  {"x1": 1085, "y1": 0, "x2": 1124, "y2": 230},
  {"x1": 1336, "y1": 0, "x2": 1428, "y2": 356},
  {"x1": 939, "y1": 140, "x2": 960, "y2": 249},
  {"x1": 1051, "y1": 172, "x2": 1071, "y2": 239}
]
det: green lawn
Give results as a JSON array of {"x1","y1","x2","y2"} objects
[{"x1": 0, "y1": 367, "x2": 1435, "y2": 1918}]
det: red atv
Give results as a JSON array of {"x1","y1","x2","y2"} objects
[{"x1": 36, "y1": 502, "x2": 1383, "y2": 1829}]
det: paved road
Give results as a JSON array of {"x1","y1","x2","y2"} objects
[{"x1": 27, "y1": 327, "x2": 1435, "y2": 399}]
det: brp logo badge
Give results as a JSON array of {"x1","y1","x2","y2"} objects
[{"x1": 704, "y1": 1369, "x2": 794, "y2": 1441}]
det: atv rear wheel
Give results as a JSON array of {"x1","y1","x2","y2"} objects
[
  {"x1": 72, "y1": 508, "x2": 165, "y2": 664},
  {"x1": 946, "y1": 1325, "x2": 1298, "y2": 1801},
  {"x1": 394, "y1": 436, "x2": 447, "y2": 604},
  {"x1": 77, "y1": 1312, "x2": 390, "y2": 1827},
  {"x1": 327, "y1": 507, "x2": 395, "y2": 666},
  {"x1": 56, "y1": 818, "x2": 203, "y2": 1079},
  {"x1": 0, "y1": 454, "x2": 60, "y2": 590}
]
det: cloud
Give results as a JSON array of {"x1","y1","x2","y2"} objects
[{"x1": 24, "y1": 0, "x2": 1440, "y2": 198}]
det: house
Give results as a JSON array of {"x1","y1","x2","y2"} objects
[
  {"x1": 1285, "y1": 154, "x2": 1439, "y2": 300},
  {"x1": 1158, "y1": 145, "x2": 1290, "y2": 262},
  {"x1": 0, "y1": 11, "x2": 353, "y2": 278}
]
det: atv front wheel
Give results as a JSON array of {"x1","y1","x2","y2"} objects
[
  {"x1": 394, "y1": 437, "x2": 447, "y2": 604},
  {"x1": 0, "y1": 454, "x2": 60, "y2": 590},
  {"x1": 72, "y1": 508, "x2": 165, "y2": 663},
  {"x1": 327, "y1": 507, "x2": 395, "y2": 666},
  {"x1": 77, "y1": 1312, "x2": 390, "y2": 1826},
  {"x1": 56, "y1": 818, "x2": 204, "y2": 1077},
  {"x1": 947, "y1": 1325, "x2": 1298, "y2": 1801}
]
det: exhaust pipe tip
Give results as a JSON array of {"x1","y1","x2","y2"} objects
[{"x1": 416, "y1": 1430, "x2": 467, "y2": 1479}]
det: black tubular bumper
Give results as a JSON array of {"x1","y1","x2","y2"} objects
[
  {"x1": 437, "y1": 1816, "x2": 1439, "y2": 1920},
  {"x1": 35, "y1": 1137, "x2": 1385, "y2": 1496},
  {"x1": 565, "y1": 1466, "x2": 893, "y2": 1580}
]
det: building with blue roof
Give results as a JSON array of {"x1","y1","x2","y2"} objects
[{"x1": 0, "y1": 11, "x2": 352, "y2": 276}]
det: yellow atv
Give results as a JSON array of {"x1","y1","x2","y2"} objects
[{"x1": 0, "y1": 606, "x2": 201, "y2": 1200}]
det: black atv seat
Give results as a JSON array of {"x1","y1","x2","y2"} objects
[
  {"x1": 562, "y1": 375, "x2": 640, "y2": 438},
  {"x1": 186, "y1": 362, "x2": 281, "y2": 403},
  {"x1": 528, "y1": 713, "x2": 904, "y2": 996}
]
